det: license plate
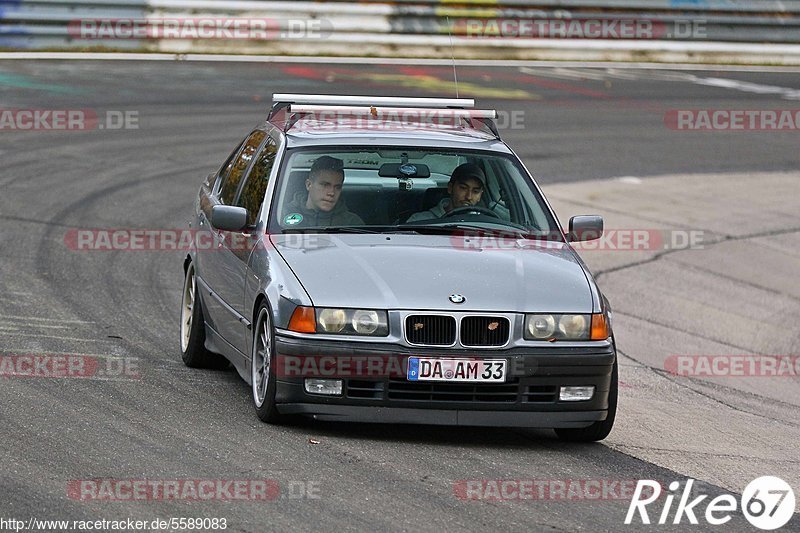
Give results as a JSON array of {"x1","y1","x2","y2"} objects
[{"x1": 407, "y1": 357, "x2": 506, "y2": 382}]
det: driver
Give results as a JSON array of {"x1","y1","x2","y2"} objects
[{"x1": 406, "y1": 163, "x2": 486, "y2": 223}]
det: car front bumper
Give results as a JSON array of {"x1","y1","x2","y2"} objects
[{"x1": 273, "y1": 334, "x2": 615, "y2": 428}]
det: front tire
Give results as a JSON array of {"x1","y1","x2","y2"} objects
[
  {"x1": 252, "y1": 304, "x2": 283, "y2": 424},
  {"x1": 180, "y1": 261, "x2": 228, "y2": 369},
  {"x1": 554, "y1": 358, "x2": 618, "y2": 442}
]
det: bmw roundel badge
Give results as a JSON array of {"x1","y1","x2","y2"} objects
[{"x1": 449, "y1": 294, "x2": 466, "y2": 304}]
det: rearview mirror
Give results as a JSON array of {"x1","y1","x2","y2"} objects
[
  {"x1": 568, "y1": 215, "x2": 603, "y2": 242},
  {"x1": 211, "y1": 205, "x2": 248, "y2": 232},
  {"x1": 378, "y1": 163, "x2": 431, "y2": 178}
]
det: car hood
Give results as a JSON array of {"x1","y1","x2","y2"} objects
[{"x1": 271, "y1": 234, "x2": 593, "y2": 312}]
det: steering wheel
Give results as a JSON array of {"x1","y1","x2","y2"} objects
[{"x1": 443, "y1": 205, "x2": 501, "y2": 219}]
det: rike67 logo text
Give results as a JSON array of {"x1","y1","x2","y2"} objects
[{"x1": 625, "y1": 476, "x2": 795, "y2": 530}]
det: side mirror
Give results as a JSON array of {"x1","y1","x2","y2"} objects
[
  {"x1": 568, "y1": 215, "x2": 603, "y2": 242},
  {"x1": 211, "y1": 205, "x2": 248, "y2": 232}
]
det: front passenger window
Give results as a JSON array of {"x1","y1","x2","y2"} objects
[
  {"x1": 219, "y1": 130, "x2": 267, "y2": 205},
  {"x1": 237, "y1": 139, "x2": 277, "y2": 226}
]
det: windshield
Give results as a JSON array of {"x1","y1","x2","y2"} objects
[{"x1": 268, "y1": 147, "x2": 562, "y2": 239}]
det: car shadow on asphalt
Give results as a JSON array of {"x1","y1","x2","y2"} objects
[{"x1": 286, "y1": 417, "x2": 606, "y2": 451}]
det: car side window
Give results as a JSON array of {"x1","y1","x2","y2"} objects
[
  {"x1": 236, "y1": 138, "x2": 278, "y2": 226},
  {"x1": 218, "y1": 130, "x2": 267, "y2": 205},
  {"x1": 213, "y1": 140, "x2": 245, "y2": 192}
]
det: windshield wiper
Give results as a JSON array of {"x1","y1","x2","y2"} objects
[
  {"x1": 399, "y1": 223, "x2": 542, "y2": 238},
  {"x1": 283, "y1": 226, "x2": 382, "y2": 234},
  {"x1": 282, "y1": 224, "x2": 563, "y2": 242}
]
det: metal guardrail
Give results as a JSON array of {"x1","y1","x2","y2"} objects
[
  {"x1": 0, "y1": 0, "x2": 144, "y2": 48},
  {"x1": 1, "y1": 0, "x2": 799, "y2": 54},
  {"x1": 296, "y1": 0, "x2": 800, "y2": 12}
]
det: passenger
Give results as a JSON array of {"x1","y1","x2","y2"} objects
[
  {"x1": 283, "y1": 156, "x2": 364, "y2": 226},
  {"x1": 406, "y1": 163, "x2": 486, "y2": 223}
]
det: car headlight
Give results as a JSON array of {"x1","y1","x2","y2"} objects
[
  {"x1": 525, "y1": 314, "x2": 556, "y2": 339},
  {"x1": 314, "y1": 308, "x2": 388, "y2": 336},
  {"x1": 352, "y1": 309, "x2": 381, "y2": 335},
  {"x1": 524, "y1": 313, "x2": 597, "y2": 341},
  {"x1": 558, "y1": 314, "x2": 589, "y2": 339},
  {"x1": 318, "y1": 308, "x2": 347, "y2": 333}
]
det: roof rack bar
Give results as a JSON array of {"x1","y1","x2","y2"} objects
[
  {"x1": 289, "y1": 105, "x2": 496, "y2": 118},
  {"x1": 273, "y1": 94, "x2": 475, "y2": 109}
]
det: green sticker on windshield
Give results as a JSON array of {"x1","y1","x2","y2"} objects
[{"x1": 284, "y1": 213, "x2": 303, "y2": 225}]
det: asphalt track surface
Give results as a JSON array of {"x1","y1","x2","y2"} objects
[{"x1": 0, "y1": 60, "x2": 798, "y2": 532}]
